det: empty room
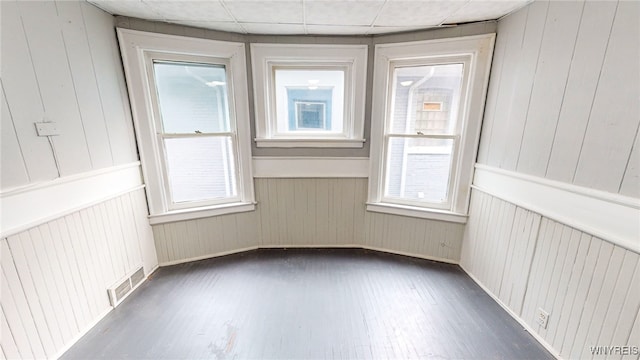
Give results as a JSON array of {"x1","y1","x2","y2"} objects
[{"x1": 1, "y1": 0, "x2": 638, "y2": 359}]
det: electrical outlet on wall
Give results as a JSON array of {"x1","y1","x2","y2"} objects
[{"x1": 536, "y1": 308, "x2": 549, "y2": 329}]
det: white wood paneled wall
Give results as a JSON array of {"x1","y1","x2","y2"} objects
[
  {"x1": 461, "y1": 190, "x2": 640, "y2": 359},
  {"x1": 154, "y1": 178, "x2": 464, "y2": 265},
  {"x1": 0, "y1": 0, "x2": 138, "y2": 190},
  {"x1": 0, "y1": 189, "x2": 157, "y2": 359},
  {"x1": 478, "y1": 0, "x2": 639, "y2": 197}
]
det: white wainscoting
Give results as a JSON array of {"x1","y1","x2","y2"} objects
[
  {"x1": 153, "y1": 178, "x2": 464, "y2": 265},
  {"x1": 1, "y1": 162, "x2": 143, "y2": 238},
  {"x1": 461, "y1": 189, "x2": 640, "y2": 360},
  {"x1": 0, "y1": 188, "x2": 158, "y2": 360},
  {"x1": 473, "y1": 164, "x2": 640, "y2": 254}
]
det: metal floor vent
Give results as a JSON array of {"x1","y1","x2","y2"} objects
[{"x1": 107, "y1": 266, "x2": 145, "y2": 307}]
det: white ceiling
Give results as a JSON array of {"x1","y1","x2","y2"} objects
[{"x1": 88, "y1": 0, "x2": 531, "y2": 36}]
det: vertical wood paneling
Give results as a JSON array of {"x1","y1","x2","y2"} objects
[
  {"x1": 478, "y1": 0, "x2": 638, "y2": 199},
  {"x1": 495, "y1": 0, "x2": 549, "y2": 170},
  {"x1": 620, "y1": 133, "x2": 640, "y2": 197},
  {"x1": 0, "y1": 306, "x2": 20, "y2": 360},
  {"x1": 0, "y1": 0, "x2": 138, "y2": 191},
  {"x1": 462, "y1": 189, "x2": 640, "y2": 360},
  {"x1": 0, "y1": 85, "x2": 29, "y2": 188},
  {"x1": 567, "y1": 241, "x2": 614, "y2": 359},
  {"x1": 29, "y1": 227, "x2": 77, "y2": 344},
  {"x1": 17, "y1": 0, "x2": 93, "y2": 175},
  {"x1": 483, "y1": 8, "x2": 528, "y2": 166},
  {"x1": 544, "y1": 1, "x2": 618, "y2": 183},
  {"x1": 1, "y1": 240, "x2": 47, "y2": 359},
  {"x1": 153, "y1": 179, "x2": 464, "y2": 265},
  {"x1": 0, "y1": 1, "x2": 59, "y2": 183},
  {"x1": 475, "y1": 6, "x2": 510, "y2": 164},
  {"x1": 573, "y1": 0, "x2": 640, "y2": 193},
  {"x1": 516, "y1": 1, "x2": 584, "y2": 176},
  {"x1": 0, "y1": 189, "x2": 156, "y2": 359},
  {"x1": 56, "y1": 0, "x2": 114, "y2": 168},
  {"x1": 81, "y1": 1, "x2": 138, "y2": 165},
  {"x1": 593, "y1": 251, "x2": 639, "y2": 360}
]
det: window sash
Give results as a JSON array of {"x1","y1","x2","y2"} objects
[
  {"x1": 159, "y1": 133, "x2": 241, "y2": 210},
  {"x1": 381, "y1": 134, "x2": 459, "y2": 210},
  {"x1": 145, "y1": 52, "x2": 236, "y2": 136}
]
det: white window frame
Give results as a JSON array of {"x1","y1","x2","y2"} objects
[
  {"x1": 367, "y1": 34, "x2": 495, "y2": 223},
  {"x1": 251, "y1": 43, "x2": 368, "y2": 148},
  {"x1": 117, "y1": 29, "x2": 255, "y2": 224}
]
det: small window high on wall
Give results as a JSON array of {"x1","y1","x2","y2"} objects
[
  {"x1": 251, "y1": 44, "x2": 368, "y2": 148},
  {"x1": 117, "y1": 29, "x2": 254, "y2": 224},
  {"x1": 367, "y1": 35, "x2": 495, "y2": 223}
]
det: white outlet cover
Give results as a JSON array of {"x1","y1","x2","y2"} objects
[
  {"x1": 536, "y1": 308, "x2": 549, "y2": 329},
  {"x1": 35, "y1": 122, "x2": 60, "y2": 136}
]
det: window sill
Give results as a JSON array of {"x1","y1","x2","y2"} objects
[
  {"x1": 148, "y1": 202, "x2": 256, "y2": 225},
  {"x1": 255, "y1": 138, "x2": 366, "y2": 148},
  {"x1": 366, "y1": 202, "x2": 467, "y2": 223}
]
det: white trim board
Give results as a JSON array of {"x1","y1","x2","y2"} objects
[
  {"x1": 473, "y1": 164, "x2": 640, "y2": 254},
  {"x1": 252, "y1": 157, "x2": 369, "y2": 178},
  {"x1": 0, "y1": 162, "x2": 144, "y2": 238}
]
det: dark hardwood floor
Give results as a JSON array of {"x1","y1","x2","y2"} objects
[{"x1": 62, "y1": 249, "x2": 553, "y2": 359}]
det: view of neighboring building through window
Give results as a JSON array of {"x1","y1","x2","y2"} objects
[
  {"x1": 368, "y1": 35, "x2": 494, "y2": 221},
  {"x1": 251, "y1": 44, "x2": 367, "y2": 147},
  {"x1": 118, "y1": 29, "x2": 255, "y2": 223},
  {"x1": 153, "y1": 61, "x2": 239, "y2": 206},
  {"x1": 385, "y1": 64, "x2": 463, "y2": 206},
  {"x1": 274, "y1": 68, "x2": 341, "y2": 134}
]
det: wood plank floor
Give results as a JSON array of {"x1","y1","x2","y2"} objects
[{"x1": 61, "y1": 249, "x2": 553, "y2": 359}]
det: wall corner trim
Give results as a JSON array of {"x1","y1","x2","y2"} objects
[
  {"x1": 0, "y1": 162, "x2": 144, "y2": 238},
  {"x1": 472, "y1": 164, "x2": 640, "y2": 254}
]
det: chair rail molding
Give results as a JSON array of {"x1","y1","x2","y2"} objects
[
  {"x1": 0, "y1": 162, "x2": 144, "y2": 238},
  {"x1": 472, "y1": 164, "x2": 640, "y2": 253}
]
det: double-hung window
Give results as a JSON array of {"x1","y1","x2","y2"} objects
[
  {"x1": 117, "y1": 29, "x2": 254, "y2": 224},
  {"x1": 367, "y1": 35, "x2": 495, "y2": 222}
]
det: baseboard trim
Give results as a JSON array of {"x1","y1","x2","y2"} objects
[
  {"x1": 459, "y1": 264, "x2": 562, "y2": 360},
  {"x1": 158, "y1": 244, "x2": 459, "y2": 267}
]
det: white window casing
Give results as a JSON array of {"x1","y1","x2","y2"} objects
[
  {"x1": 367, "y1": 34, "x2": 495, "y2": 223},
  {"x1": 251, "y1": 43, "x2": 368, "y2": 148},
  {"x1": 117, "y1": 29, "x2": 255, "y2": 224}
]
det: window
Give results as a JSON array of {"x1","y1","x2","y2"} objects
[
  {"x1": 117, "y1": 29, "x2": 254, "y2": 224},
  {"x1": 251, "y1": 44, "x2": 368, "y2": 148},
  {"x1": 368, "y1": 35, "x2": 495, "y2": 223}
]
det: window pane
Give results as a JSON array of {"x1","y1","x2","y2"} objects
[
  {"x1": 384, "y1": 137, "x2": 454, "y2": 203},
  {"x1": 164, "y1": 136, "x2": 237, "y2": 203},
  {"x1": 154, "y1": 61, "x2": 229, "y2": 134},
  {"x1": 274, "y1": 69, "x2": 344, "y2": 133},
  {"x1": 390, "y1": 64, "x2": 463, "y2": 135}
]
